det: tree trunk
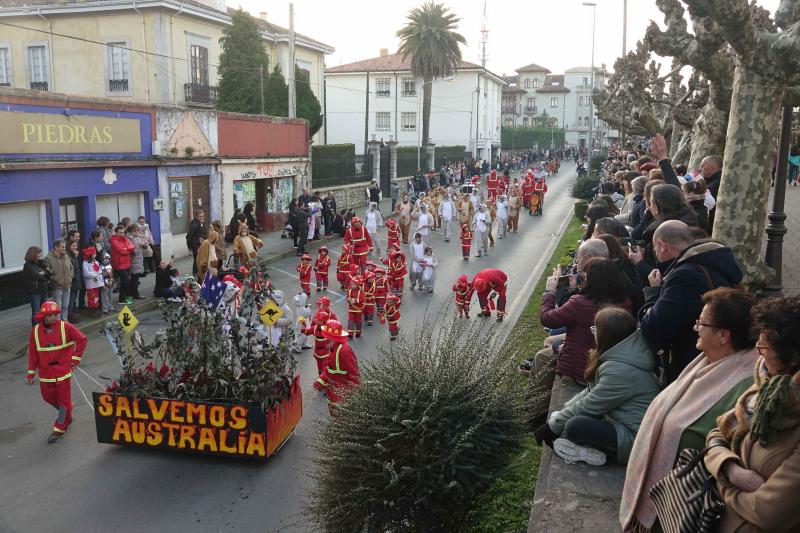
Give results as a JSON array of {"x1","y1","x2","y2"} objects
[
  {"x1": 422, "y1": 75, "x2": 433, "y2": 146},
  {"x1": 688, "y1": 100, "x2": 728, "y2": 170},
  {"x1": 671, "y1": 129, "x2": 692, "y2": 166},
  {"x1": 712, "y1": 65, "x2": 783, "y2": 287}
]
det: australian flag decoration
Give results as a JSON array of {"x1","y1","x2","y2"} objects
[{"x1": 199, "y1": 270, "x2": 225, "y2": 309}]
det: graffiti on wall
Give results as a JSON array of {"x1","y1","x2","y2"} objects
[{"x1": 266, "y1": 177, "x2": 293, "y2": 213}]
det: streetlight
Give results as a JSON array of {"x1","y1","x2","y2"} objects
[{"x1": 583, "y1": 1, "x2": 597, "y2": 155}]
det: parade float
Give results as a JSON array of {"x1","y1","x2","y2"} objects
[{"x1": 95, "y1": 258, "x2": 302, "y2": 460}]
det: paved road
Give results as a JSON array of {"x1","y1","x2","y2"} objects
[{"x1": 0, "y1": 168, "x2": 578, "y2": 533}]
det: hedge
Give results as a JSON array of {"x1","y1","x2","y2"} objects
[
  {"x1": 501, "y1": 127, "x2": 565, "y2": 151},
  {"x1": 312, "y1": 144, "x2": 356, "y2": 159}
]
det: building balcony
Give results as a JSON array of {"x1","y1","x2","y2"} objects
[
  {"x1": 184, "y1": 83, "x2": 217, "y2": 105},
  {"x1": 30, "y1": 81, "x2": 49, "y2": 91},
  {"x1": 401, "y1": 90, "x2": 416, "y2": 97},
  {"x1": 524, "y1": 106, "x2": 538, "y2": 115},
  {"x1": 502, "y1": 106, "x2": 518, "y2": 114},
  {"x1": 0, "y1": 82, "x2": 10, "y2": 87},
  {"x1": 108, "y1": 79, "x2": 129, "y2": 93}
]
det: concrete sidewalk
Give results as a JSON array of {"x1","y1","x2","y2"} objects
[{"x1": 0, "y1": 197, "x2": 393, "y2": 363}]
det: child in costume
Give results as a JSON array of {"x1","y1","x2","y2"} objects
[
  {"x1": 420, "y1": 246, "x2": 437, "y2": 293},
  {"x1": 314, "y1": 246, "x2": 331, "y2": 291},
  {"x1": 460, "y1": 223, "x2": 472, "y2": 261},
  {"x1": 296, "y1": 253, "x2": 312, "y2": 296},
  {"x1": 384, "y1": 293, "x2": 401, "y2": 340},
  {"x1": 452, "y1": 275, "x2": 472, "y2": 318},
  {"x1": 292, "y1": 292, "x2": 313, "y2": 353},
  {"x1": 346, "y1": 275, "x2": 366, "y2": 338},
  {"x1": 336, "y1": 244, "x2": 351, "y2": 290},
  {"x1": 363, "y1": 270, "x2": 377, "y2": 326}
]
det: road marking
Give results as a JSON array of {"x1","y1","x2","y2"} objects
[
  {"x1": 75, "y1": 365, "x2": 105, "y2": 389},
  {"x1": 72, "y1": 372, "x2": 95, "y2": 411},
  {"x1": 269, "y1": 266, "x2": 345, "y2": 299}
]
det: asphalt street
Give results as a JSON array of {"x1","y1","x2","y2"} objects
[{"x1": 0, "y1": 167, "x2": 578, "y2": 533}]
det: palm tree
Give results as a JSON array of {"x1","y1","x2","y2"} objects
[{"x1": 396, "y1": 2, "x2": 466, "y2": 148}]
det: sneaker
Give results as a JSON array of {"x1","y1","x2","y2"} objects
[
  {"x1": 125, "y1": 297, "x2": 134, "y2": 305},
  {"x1": 47, "y1": 432, "x2": 64, "y2": 444},
  {"x1": 496, "y1": 315, "x2": 504, "y2": 322},
  {"x1": 517, "y1": 361, "x2": 532, "y2": 376},
  {"x1": 553, "y1": 438, "x2": 607, "y2": 466},
  {"x1": 476, "y1": 252, "x2": 482, "y2": 257}
]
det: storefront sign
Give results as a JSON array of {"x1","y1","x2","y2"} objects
[
  {"x1": 0, "y1": 111, "x2": 142, "y2": 154},
  {"x1": 234, "y1": 164, "x2": 297, "y2": 180}
]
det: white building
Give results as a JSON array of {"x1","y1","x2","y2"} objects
[
  {"x1": 502, "y1": 62, "x2": 613, "y2": 149},
  {"x1": 325, "y1": 51, "x2": 506, "y2": 160}
]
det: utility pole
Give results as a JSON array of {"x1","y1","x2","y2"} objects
[
  {"x1": 364, "y1": 73, "x2": 370, "y2": 156},
  {"x1": 259, "y1": 64, "x2": 265, "y2": 115},
  {"x1": 622, "y1": 0, "x2": 628, "y2": 56},
  {"x1": 584, "y1": 2, "x2": 597, "y2": 154},
  {"x1": 288, "y1": 3, "x2": 296, "y2": 118},
  {"x1": 480, "y1": 0, "x2": 488, "y2": 68}
]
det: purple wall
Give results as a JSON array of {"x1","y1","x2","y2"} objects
[
  {"x1": 0, "y1": 166, "x2": 160, "y2": 244},
  {"x1": 0, "y1": 102, "x2": 153, "y2": 160}
]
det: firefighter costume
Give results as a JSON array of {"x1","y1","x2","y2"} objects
[
  {"x1": 27, "y1": 302, "x2": 87, "y2": 443},
  {"x1": 486, "y1": 169, "x2": 499, "y2": 200},
  {"x1": 336, "y1": 244, "x2": 352, "y2": 290},
  {"x1": 296, "y1": 253, "x2": 312, "y2": 296},
  {"x1": 363, "y1": 270, "x2": 376, "y2": 326},
  {"x1": 314, "y1": 246, "x2": 331, "y2": 291},
  {"x1": 533, "y1": 177, "x2": 548, "y2": 216},
  {"x1": 343, "y1": 217, "x2": 373, "y2": 274},
  {"x1": 460, "y1": 224, "x2": 473, "y2": 260},
  {"x1": 472, "y1": 268, "x2": 508, "y2": 322},
  {"x1": 384, "y1": 293, "x2": 401, "y2": 340},
  {"x1": 314, "y1": 319, "x2": 361, "y2": 415},
  {"x1": 310, "y1": 308, "x2": 333, "y2": 374},
  {"x1": 374, "y1": 268, "x2": 389, "y2": 324},
  {"x1": 346, "y1": 275, "x2": 366, "y2": 338},
  {"x1": 386, "y1": 218, "x2": 401, "y2": 251},
  {"x1": 386, "y1": 248, "x2": 407, "y2": 296},
  {"x1": 452, "y1": 275, "x2": 473, "y2": 318}
]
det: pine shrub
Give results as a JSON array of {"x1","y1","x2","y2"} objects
[
  {"x1": 310, "y1": 313, "x2": 526, "y2": 532},
  {"x1": 571, "y1": 175, "x2": 600, "y2": 200}
]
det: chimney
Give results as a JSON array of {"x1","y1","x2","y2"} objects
[
  {"x1": 379, "y1": 48, "x2": 389, "y2": 57},
  {"x1": 259, "y1": 11, "x2": 267, "y2": 21}
]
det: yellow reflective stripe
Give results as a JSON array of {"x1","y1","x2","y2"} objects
[
  {"x1": 71, "y1": 356, "x2": 81, "y2": 361},
  {"x1": 33, "y1": 322, "x2": 74, "y2": 352},
  {"x1": 39, "y1": 372, "x2": 72, "y2": 383},
  {"x1": 316, "y1": 377, "x2": 328, "y2": 387},
  {"x1": 52, "y1": 427, "x2": 65, "y2": 433},
  {"x1": 327, "y1": 345, "x2": 348, "y2": 375},
  {"x1": 27, "y1": 370, "x2": 36, "y2": 375}
]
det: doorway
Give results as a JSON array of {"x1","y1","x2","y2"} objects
[{"x1": 190, "y1": 176, "x2": 210, "y2": 218}]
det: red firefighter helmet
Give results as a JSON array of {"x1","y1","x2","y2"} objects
[
  {"x1": 351, "y1": 216, "x2": 362, "y2": 225},
  {"x1": 301, "y1": 253, "x2": 311, "y2": 261},
  {"x1": 458, "y1": 275, "x2": 468, "y2": 284},
  {"x1": 350, "y1": 275, "x2": 364, "y2": 287},
  {"x1": 364, "y1": 270, "x2": 375, "y2": 280},
  {"x1": 319, "y1": 245, "x2": 329, "y2": 254},
  {"x1": 316, "y1": 295, "x2": 332, "y2": 308},
  {"x1": 321, "y1": 319, "x2": 349, "y2": 342},
  {"x1": 462, "y1": 223, "x2": 470, "y2": 231},
  {"x1": 35, "y1": 301, "x2": 61, "y2": 321},
  {"x1": 386, "y1": 293, "x2": 400, "y2": 303},
  {"x1": 315, "y1": 309, "x2": 331, "y2": 324},
  {"x1": 473, "y1": 277, "x2": 488, "y2": 292}
]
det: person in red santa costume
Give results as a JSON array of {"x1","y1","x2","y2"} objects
[
  {"x1": 343, "y1": 216, "x2": 373, "y2": 274},
  {"x1": 314, "y1": 319, "x2": 361, "y2": 415},
  {"x1": 452, "y1": 275, "x2": 473, "y2": 318},
  {"x1": 486, "y1": 169, "x2": 499, "y2": 201},
  {"x1": 471, "y1": 268, "x2": 508, "y2": 322},
  {"x1": 27, "y1": 301, "x2": 88, "y2": 443},
  {"x1": 314, "y1": 245, "x2": 331, "y2": 291}
]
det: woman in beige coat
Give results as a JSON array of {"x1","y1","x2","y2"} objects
[
  {"x1": 703, "y1": 296, "x2": 800, "y2": 533},
  {"x1": 457, "y1": 193, "x2": 474, "y2": 227},
  {"x1": 195, "y1": 229, "x2": 219, "y2": 280},
  {"x1": 507, "y1": 189, "x2": 521, "y2": 233},
  {"x1": 211, "y1": 220, "x2": 227, "y2": 268},
  {"x1": 232, "y1": 224, "x2": 263, "y2": 267}
]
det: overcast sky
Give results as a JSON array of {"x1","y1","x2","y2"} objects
[{"x1": 234, "y1": 0, "x2": 780, "y2": 76}]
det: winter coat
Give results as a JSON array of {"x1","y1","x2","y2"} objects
[
  {"x1": 390, "y1": 182, "x2": 400, "y2": 200},
  {"x1": 45, "y1": 251, "x2": 73, "y2": 290},
  {"x1": 196, "y1": 230, "x2": 219, "y2": 280},
  {"x1": 139, "y1": 224, "x2": 155, "y2": 257},
  {"x1": 705, "y1": 422, "x2": 800, "y2": 532},
  {"x1": 687, "y1": 197, "x2": 710, "y2": 234},
  {"x1": 541, "y1": 292, "x2": 617, "y2": 383},
  {"x1": 233, "y1": 234, "x2": 263, "y2": 262},
  {"x1": 109, "y1": 234, "x2": 135, "y2": 271},
  {"x1": 128, "y1": 234, "x2": 146, "y2": 275},
  {"x1": 186, "y1": 218, "x2": 207, "y2": 252},
  {"x1": 628, "y1": 194, "x2": 646, "y2": 230},
  {"x1": 291, "y1": 205, "x2": 310, "y2": 231},
  {"x1": 23, "y1": 259, "x2": 50, "y2": 294},
  {"x1": 640, "y1": 241, "x2": 743, "y2": 384},
  {"x1": 69, "y1": 252, "x2": 83, "y2": 290},
  {"x1": 548, "y1": 331, "x2": 661, "y2": 464},
  {"x1": 82, "y1": 260, "x2": 104, "y2": 290}
]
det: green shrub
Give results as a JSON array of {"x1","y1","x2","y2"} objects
[
  {"x1": 571, "y1": 175, "x2": 600, "y2": 200},
  {"x1": 312, "y1": 143, "x2": 356, "y2": 159},
  {"x1": 589, "y1": 154, "x2": 606, "y2": 173},
  {"x1": 574, "y1": 200, "x2": 589, "y2": 221},
  {"x1": 310, "y1": 314, "x2": 526, "y2": 532}
]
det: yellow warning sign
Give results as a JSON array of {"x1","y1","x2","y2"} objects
[
  {"x1": 258, "y1": 300, "x2": 283, "y2": 326},
  {"x1": 117, "y1": 305, "x2": 139, "y2": 334}
]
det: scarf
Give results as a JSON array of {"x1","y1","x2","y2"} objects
[
  {"x1": 620, "y1": 348, "x2": 757, "y2": 531},
  {"x1": 716, "y1": 357, "x2": 800, "y2": 454}
]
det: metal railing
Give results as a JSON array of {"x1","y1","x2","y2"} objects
[
  {"x1": 312, "y1": 154, "x2": 373, "y2": 188},
  {"x1": 401, "y1": 90, "x2": 416, "y2": 97},
  {"x1": 109, "y1": 79, "x2": 129, "y2": 93},
  {"x1": 184, "y1": 83, "x2": 217, "y2": 105},
  {"x1": 525, "y1": 106, "x2": 538, "y2": 114},
  {"x1": 30, "y1": 81, "x2": 48, "y2": 91}
]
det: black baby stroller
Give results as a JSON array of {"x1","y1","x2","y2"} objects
[{"x1": 281, "y1": 223, "x2": 295, "y2": 240}]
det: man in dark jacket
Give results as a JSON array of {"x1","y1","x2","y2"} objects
[
  {"x1": 291, "y1": 202, "x2": 311, "y2": 256},
  {"x1": 322, "y1": 192, "x2": 337, "y2": 236},
  {"x1": 368, "y1": 180, "x2": 381, "y2": 209},
  {"x1": 636, "y1": 220, "x2": 742, "y2": 384},
  {"x1": 186, "y1": 210, "x2": 207, "y2": 276}
]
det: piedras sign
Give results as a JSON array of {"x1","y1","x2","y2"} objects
[{"x1": 0, "y1": 110, "x2": 142, "y2": 154}]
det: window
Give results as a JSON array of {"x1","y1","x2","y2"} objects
[
  {"x1": 401, "y1": 78, "x2": 416, "y2": 97},
  {"x1": 505, "y1": 117, "x2": 513, "y2": 126},
  {"x1": 522, "y1": 117, "x2": 529, "y2": 126},
  {"x1": 524, "y1": 78, "x2": 531, "y2": 89},
  {"x1": 27, "y1": 44, "x2": 49, "y2": 91},
  {"x1": 548, "y1": 117, "x2": 558, "y2": 127},
  {"x1": 526, "y1": 98, "x2": 536, "y2": 113},
  {"x1": 375, "y1": 78, "x2": 390, "y2": 97},
  {"x1": 583, "y1": 76, "x2": 589, "y2": 87},
  {"x1": 0, "y1": 201, "x2": 47, "y2": 273},
  {"x1": 551, "y1": 97, "x2": 558, "y2": 108},
  {"x1": 579, "y1": 95, "x2": 592, "y2": 106},
  {"x1": 107, "y1": 42, "x2": 131, "y2": 93},
  {"x1": 296, "y1": 59, "x2": 312, "y2": 83},
  {"x1": 96, "y1": 193, "x2": 145, "y2": 227},
  {"x1": 585, "y1": 116, "x2": 590, "y2": 127},
  {"x1": 578, "y1": 117, "x2": 583, "y2": 127},
  {"x1": 401, "y1": 112, "x2": 416, "y2": 131},
  {"x1": 376, "y1": 112, "x2": 390, "y2": 131},
  {"x1": 190, "y1": 44, "x2": 209, "y2": 86},
  {"x1": 551, "y1": 80, "x2": 560, "y2": 86},
  {"x1": 0, "y1": 46, "x2": 11, "y2": 86}
]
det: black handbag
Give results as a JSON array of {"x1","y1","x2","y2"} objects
[{"x1": 649, "y1": 447, "x2": 725, "y2": 533}]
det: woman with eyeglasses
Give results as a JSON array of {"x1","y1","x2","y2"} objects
[
  {"x1": 702, "y1": 296, "x2": 800, "y2": 533},
  {"x1": 621, "y1": 287, "x2": 758, "y2": 532}
]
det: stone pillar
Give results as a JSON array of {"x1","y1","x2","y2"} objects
[
  {"x1": 425, "y1": 143, "x2": 435, "y2": 172},
  {"x1": 367, "y1": 139, "x2": 381, "y2": 183},
  {"x1": 387, "y1": 140, "x2": 399, "y2": 181}
]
